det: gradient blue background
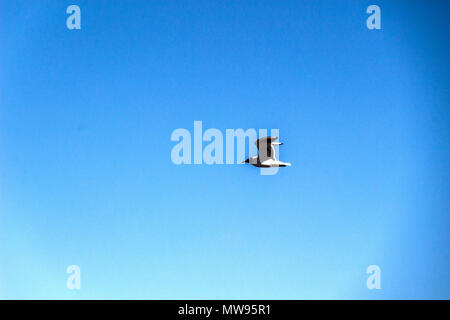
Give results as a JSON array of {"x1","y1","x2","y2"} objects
[{"x1": 0, "y1": 0, "x2": 448, "y2": 299}]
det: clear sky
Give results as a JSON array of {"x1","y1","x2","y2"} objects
[{"x1": 0, "y1": 0, "x2": 448, "y2": 299}]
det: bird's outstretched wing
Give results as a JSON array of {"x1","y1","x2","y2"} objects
[{"x1": 255, "y1": 136, "x2": 279, "y2": 161}]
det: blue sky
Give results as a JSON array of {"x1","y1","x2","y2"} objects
[{"x1": 0, "y1": 0, "x2": 448, "y2": 299}]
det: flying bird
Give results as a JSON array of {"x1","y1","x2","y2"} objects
[{"x1": 242, "y1": 136, "x2": 291, "y2": 167}]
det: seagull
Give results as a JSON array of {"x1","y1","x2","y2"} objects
[{"x1": 242, "y1": 136, "x2": 291, "y2": 167}]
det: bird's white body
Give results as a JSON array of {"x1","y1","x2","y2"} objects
[
  {"x1": 247, "y1": 156, "x2": 291, "y2": 167},
  {"x1": 261, "y1": 158, "x2": 291, "y2": 167},
  {"x1": 243, "y1": 136, "x2": 291, "y2": 168}
]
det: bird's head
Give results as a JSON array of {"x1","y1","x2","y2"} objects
[{"x1": 241, "y1": 156, "x2": 258, "y2": 164}]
